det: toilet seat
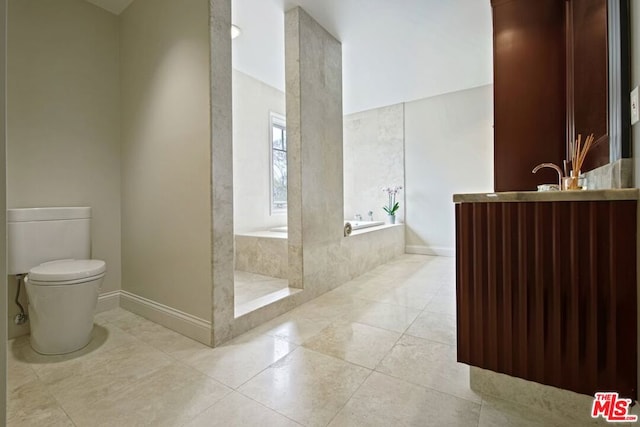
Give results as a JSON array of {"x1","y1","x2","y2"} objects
[{"x1": 28, "y1": 259, "x2": 106, "y2": 285}]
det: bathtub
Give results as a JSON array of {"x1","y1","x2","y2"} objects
[
  {"x1": 235, "y1": 220, "x2": 403, "y2": 280},
  {"x1": 269, "y1": 220, "x2": 385, "y2": 233}
]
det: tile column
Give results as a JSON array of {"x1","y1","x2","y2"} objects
[
  {"x1": 209, "y1": 0, "x2": 234, "y2": 346},
  {"x1": 285, "y1": 7, "x2": 345, "y2": 291}
]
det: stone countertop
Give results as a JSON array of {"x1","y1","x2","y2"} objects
[{"x1": 453, "y1": 189, "x2": 640, "y2": 203}]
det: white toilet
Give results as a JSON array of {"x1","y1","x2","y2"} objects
[{"x1": 8, "y1": 207, "x2": 106, "y2": 355}]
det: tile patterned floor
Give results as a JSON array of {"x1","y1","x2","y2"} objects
[
  {"x1": 234, "y1": 271, "x2": 298, "y2": 317},
  {"x1": 8, "y1": 255, "x2": 583, "y2": 426}
]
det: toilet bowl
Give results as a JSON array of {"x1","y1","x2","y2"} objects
[
  {"x1": 25, "y1": 259, "x2": 105, "y2": 354},
  {"x1": 7, "y1": 207, "x2": 107, "y2": 355}
]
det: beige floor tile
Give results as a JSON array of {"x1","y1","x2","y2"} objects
[
  {"x1": 65, "y1": 362, "x2": 231, "y2": 427},
  {"x1": 183, "y1": 333, "x2": 296, "y2": 388},
  {"x1": 93, "y1": 306, "x2": 140, "y2": 325},
  {"x1": 45, "y1": 340, "x2": 175, "y2": 413},
  {"x1": 424, "y1": 292, "x2": 457, "y2": 316},
  {"x1": 6, "y1": 254, "x2": 593, "y2": 426},
  {"x1": 105, "y1": 307, "x2": 154, "y2": 330},
  {"x1": 329, "y1": 372, "x2": 481, "y2": 427},
  {"x1": 362, "y1": 286, "x2": 436, "y2": 309},
  {"x1": 7, "y1": 345, "x2": 39, "y2": 392},
  {"x1": 326, "y1": 281, "x2": 396, "y2": 303},
  {"x1": 12, "y1": 325, "x2": 136, "y2": 373},
  {"x1": 93, "y1": 307, "x2": 144, "y2": 327},
  {"x1": 185, "y1": 391, "x2": 301, "y2": 427},
  {"x1": 348, "y1": 301, "x2": 422, "y2": 333},
  {"x1": 249, "y1": 313, "x2": 332, "y2": 345},
  {"x1": 239, "y1": 347, "x2": 371, "y2": 427},
  {"x1": 14, "y1": 323, "x2": 138, "y2": 378},
  {"x1": 303, "y1": 321, "x2": 401, "y2": 369},
  {"x1": 7, "y1": 378, "x2": 63, "y2": 424},
  {"x1": 333, "y1": 272, "x2": 402, "y2": 293},
  {"x1": 8, "y1": 404, "x2": 74, "y2": 427},
  {"x1": 106, "y1": 311, "x2": 211, "y2": 357},
  {"x1": 288, "y1": 293, "x2": 374, "y2": 322},
  {"x1": 398, "y1": 268, "x2": 448, "y2": 287},
  {"x1": 321, "y1": 281, "x2": 385, "y2": 301},
  {"x1": 479, "y1": 397, "x2": 578, "y2": 427},
  {"x1": 405, "y1": 310, "x2": 457, "y2": 345},
  {"x1": 31, "y1": 334, "x2": 159, "y2": 384},
  {"x1": 235, "y1": 287, "x2": 302, "y2": 318},
  {"x1": 377, "y1": 334, "x2": 481, "y2": 403},
  {"x1": 436, "y1": 280, "x2": 456, "y2": 295},
  {"x1": 369, "y1": 258, "x2": 435, "y2": 281},
  {"x1": 235, "y1": 276, "x2": 289, "y2": 306}
]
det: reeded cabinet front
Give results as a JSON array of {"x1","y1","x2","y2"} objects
[{"x1": 455, "y1": 200, "x2": 637, "y2": 399}]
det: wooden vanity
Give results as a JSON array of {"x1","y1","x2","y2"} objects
[{"x1": 454, "y1": 189, "x2": 638, "y2": 399}]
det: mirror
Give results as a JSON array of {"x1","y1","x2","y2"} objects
[{"x1": 567, "y1": 0, "x2": 630, "y2": 172}]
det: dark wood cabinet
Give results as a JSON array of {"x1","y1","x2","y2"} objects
[
  {"x1": 455, "y1": 198, "x2": 637, "y2": 399},
  {"x1": 492, "y1": 0, "x2": 566, "y2": 192},
  {"x1": 492, "y1": 0, "x2": 629, "y2": 191}
]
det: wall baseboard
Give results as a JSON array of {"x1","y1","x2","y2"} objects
[
  {"x1": 8, "y1": 290, "x2": 212, "y2": 345},
  {"x1": 96, "y1": 290, "x2": 120, "y2": 313},
  {"x1": 119, "y1": 290, "x2": 211, "y2": 346},
  {"x1": 406, "y1": 245, "x2": 455, "y2": 257}
]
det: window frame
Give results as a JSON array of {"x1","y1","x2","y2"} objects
[{"x1": 269, "y1": 112, "x2": 287, "y2": 215}]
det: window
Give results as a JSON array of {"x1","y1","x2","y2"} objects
[{"x1": 270, "y1": 112, "x2": 287, "y2": 213}]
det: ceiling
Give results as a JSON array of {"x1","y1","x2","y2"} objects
[
  {"x1": 85, "y1": 0, "x2": 493, "y2": 114},
  {"x1": 233, "y1": 0, "x2": 493, "y2": 114}
]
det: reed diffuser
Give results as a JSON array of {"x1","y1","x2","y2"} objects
[{"x1": 566, "y1": 133, "x2": 595, "y2": 190}]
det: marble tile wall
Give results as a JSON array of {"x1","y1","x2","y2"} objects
[
  {"x1": 344, "y1": 104, "x2": 405, "y2": 223},
  {"x1": 583, "y1": 158, "x2": 633, "y2": 189},
  {"x1": 235, "y1": 235, "x2": 288, "y2": 279},
  {"x1": 285, "y1": 7, "x2": 344, "y2": 290},
  {"x1": 342, "y1": 225, "x2": 405, "y2": 279},
  {"x1": 209, "y1": 0, "x2": 235, "y2": 346}
]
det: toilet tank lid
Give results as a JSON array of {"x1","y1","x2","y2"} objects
[
  {"x1": 8, "y1": 207, "x2": 91, "y2": 222},
  {"x1": 29, "y1": 259, "x2": 106, "y2": 282}
]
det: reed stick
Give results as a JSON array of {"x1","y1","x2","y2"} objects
[{"x1": 570, "y1": 133, "x2": 595, "y2": 186}]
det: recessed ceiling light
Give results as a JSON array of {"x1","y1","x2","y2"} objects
[{"x1": 231, "y1": 25, "x2": 242, "y2": 39}]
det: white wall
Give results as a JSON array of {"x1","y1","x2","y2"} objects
[
  {"x1": 405, "y1": 85, "x2": 493, "y2": 256},
  {"x1": 344, "y1": 104, "x2": 405, "y2": 223},
  {"x1": 6, "y1": 0, "x2": 121, "y2": 335},
  {"x1": 120, "y1": 0, "x2": 213, "y2": 324},
  {"x1": 233, "y1": 69, "x2": 286, "y2": 232}
]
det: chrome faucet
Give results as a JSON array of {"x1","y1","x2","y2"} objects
[
  {"x1": 354, "y1": 213, "x2": 362, "y2": 221},
  {"x1": 532, "y1": 162, "x2": 564, "y2": 189}
]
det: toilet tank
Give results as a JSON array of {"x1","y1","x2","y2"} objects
[{"x1": 8, "y1": 207, "x2": 92, "y2": 275}]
